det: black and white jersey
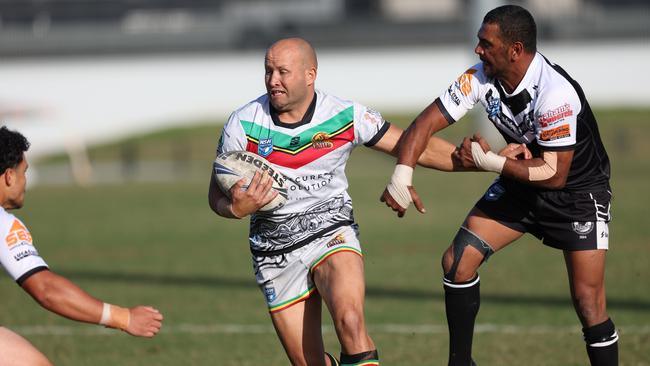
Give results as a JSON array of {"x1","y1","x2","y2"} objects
[{"x1": 437, "y1": 52, "x2": 610, "y2": 192}]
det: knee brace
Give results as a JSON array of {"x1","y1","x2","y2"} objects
[{"x1": 444, "y1": 226, "x2": 494, "y2": 283}]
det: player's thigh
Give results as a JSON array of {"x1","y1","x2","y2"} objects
[
  {"x1": 270, "y1": 293, "x2": 326, "y2": 365},
  {"x1": 312, "y1": 250, "x2": 365, "y2": 314},
  {"x1": 0, "y1": 327, "x2": 52, "y2": 366},
  {"x1": 564, "y1": 249, "x2": 607, "y2": 297}
]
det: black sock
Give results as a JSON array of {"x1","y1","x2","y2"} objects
[
  {"x1": 583, "y1": 318, "x2": 618, "y2": 366},
  {"x1": 325, "y1": 351, "x2": 340, "y2": 366},
  {"x1": 340, "y1": 349, "x2": 379, "y2": 365},
  {"x1": 444, "y1": 275, "x2": 480, "y2": 366}
]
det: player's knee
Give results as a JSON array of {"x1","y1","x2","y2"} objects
[
  {"x1": 334, "y1": 308, "x2": 364, "y2": 339},
  {"x1": 573, "y1": 288, "x2": 606, "y2": 322},
  {"x1": 443, "y1": 227, "x2": 494, "y2": 283}
]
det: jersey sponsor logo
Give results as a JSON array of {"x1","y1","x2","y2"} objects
[
  {"x1": 484, "y1": 182, "x2": 505, "y2": 201},
  {"x1": 5, "y1": 220, "x2": 32, "y2": 248},
  {"x1": 326, "y1": 234, "x2": 346, "y2": 248},
  {"x1": 540, "y1": 124, "x2": 570, "y2": 141},
  {"x1": 264, "y1": 282, "x2": 277, "y2": 303},
  {"x1": 311, "y1": 132, "x2": 334, "y2": 150},
  {"x1": 258, "y1": 138, "x2": 273, "y2": 157},
  {"x1": 448, "y1": 85, "x2": 461, "y2": 106},
  {"x1": 13, "y1": 248, "x2": 39, "y2": 262},
  {"x1": 363, "y1": 108, "x2": 382, "y2": 125},
  {"x1": 456, "y1": 68, "x2": 477, "y2": 96},
  {"x1": 538, "y1": 103, "x2": 573, "y2": 128},
  {"x1": 289, "y1": 136, "x2": 301, "y2": 147},
  {"x1": 572, "y1": 221, "x2": 594, "y2": 238}
]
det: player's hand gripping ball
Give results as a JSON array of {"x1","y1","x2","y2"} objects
[{"x1": 214, "y1": 151, "x2": 288, "y2": 211}]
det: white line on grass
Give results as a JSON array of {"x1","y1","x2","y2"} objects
[{"x1": 9, "y1": 324, "x2": 650, "y2": 336}]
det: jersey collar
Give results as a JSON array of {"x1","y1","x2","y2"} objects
[{"x1": 269, "y1": 92, "x2": 317, "y2": 129}]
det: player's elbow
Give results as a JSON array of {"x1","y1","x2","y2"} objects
[{"x1": 543, "y1": 174, "x2": 567, "y2": 190}]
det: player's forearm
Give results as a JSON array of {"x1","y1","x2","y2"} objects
[
  {"x1": 417, "y1": 136, "x2": 475, "y2": 172},
  {"x1": 501, "y1": 158, "x2": 567, "y2": 189},
  {"x1": 398, "y1": 118, "x2": 435, "y2": 167},
  {"x1": 22, "y1": 270, "x2": 103, "y2": 324}
]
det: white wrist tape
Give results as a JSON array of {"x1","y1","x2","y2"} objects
[
  {"x1": 470, "y1": 142, "x2": 506, "y2": 173},
  {"x1": 386, "y1": 164, "x2": 414, "y2": 209},
  {"x1": 99, "y1": 303, "x2": 130, "y2": 331}
]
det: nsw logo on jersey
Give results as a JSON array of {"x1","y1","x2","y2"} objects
[{"x1": 258, "y1": 138, "x2": 273, "y2": 157}]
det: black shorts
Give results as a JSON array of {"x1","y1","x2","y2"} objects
[{"x1": 475, "y1": 178, "x2": 612, "y2": 251}]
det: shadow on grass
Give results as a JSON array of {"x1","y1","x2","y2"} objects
[{"x1": 59, "y1": 269, "x2": 649, "y2": 312}]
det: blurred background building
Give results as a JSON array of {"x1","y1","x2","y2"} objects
[
  {"x1": 0, "y1": 0, "x2": 647, "y2": 56},
  {"x1": 0, "y1": 0, "x2": 648, "y2": 184}
]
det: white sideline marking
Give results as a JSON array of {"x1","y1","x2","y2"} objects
[{"x1": 8, "y1": 324, "x2": 650, "y2": 336}]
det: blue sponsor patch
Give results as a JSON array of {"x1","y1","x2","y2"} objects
[
  {"x1": 484, "y1": 182, "x2": 505, "y2": 201},
  {"x1": 258, "y1": 138, "x2": 273, "y2": 157},
  {"x1": 264, "y1": 286, "x2": 277, "y2": 303}
]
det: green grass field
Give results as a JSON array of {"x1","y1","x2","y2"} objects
[{"x1": 1, "y1": 109, "x2": 649, "y2": 365}]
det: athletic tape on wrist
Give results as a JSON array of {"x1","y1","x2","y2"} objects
[
  {"x1": 386, "y1": 164, "x2": 413, "y2": 209},
  {"x1": 470, "y1": 142, "x2": 506, "y2": 173},
  {"x1": 99, "y1": 303, "x2": 130, "y2": 331}
]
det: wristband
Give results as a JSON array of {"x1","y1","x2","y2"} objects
[
  {"x1": 99, "y1": 303, "x2": 130, "y2": 331},
  {"x1": 470, "y1": 142, "x2": 506, "y2": 173},
  {"x1": 386, "y1": 164, "x2": 414, "y2": 209}
]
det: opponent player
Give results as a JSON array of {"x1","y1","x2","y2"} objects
[
  {"x1": 208, "y1": 37, "x2": 527, "y2": 366},
  {"x1": 1, "y1": 126, "x2": 163, "y2": 366},
  {"x1": 381, "y1": 5, "x2": 617, "y2": 366}
]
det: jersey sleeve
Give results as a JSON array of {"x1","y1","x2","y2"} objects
[
  {"x1": 353, "y1": 103, "x2": 390, "y2": 147},
  {"x1": 535, "y1": 84, "x2": 581, "y2": 150},
  {"x1": 216, "y1": 111, "x2": 248, "y2": 156},
  {"x1": 0, "y1": 216, "x2": 48, "y2": 285},
  {"x1": 436, "y1": 65, "x2": 484, "y2": 124}
]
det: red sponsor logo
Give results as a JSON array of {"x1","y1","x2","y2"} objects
[
  {"x1": 540, "y1": 124, "x2": 571, "y2": 141},
  {"x1": 538, "y1": 103, "x2": 573, "y2": 127},
  {"x1": 311, "y1": 132, "x2": 334, "y2": 149}
]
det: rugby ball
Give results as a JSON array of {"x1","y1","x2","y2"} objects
[{"x1": 213, "y1": 150, "x2": 288, "y2": 212}]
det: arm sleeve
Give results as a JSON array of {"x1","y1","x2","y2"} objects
[
  {"x1": 535, "y1": 83, "x2": 581, "y2": 150},
  {"x1": 216, "y1": 111, "x2": 248, "y2": 156},
  {"x1": 436, "y1": 65, "x2": 484, "y2": 124},
  {"x1": 353, "y1": 104, "x2": 390, "y2": 147},
  {"x1": 0, "y1": 217, "x2": 48, "y2": 285}
]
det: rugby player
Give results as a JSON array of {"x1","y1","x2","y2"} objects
[
  {"x1": 0, "y1": 126, "x2": 163, "y2": 366},
  {"x1": 381, "y1": 5, "x2": 618, "y2": 366},
  {"x1": 207, "y1": 37, "x2": 528, "y2": 366}
]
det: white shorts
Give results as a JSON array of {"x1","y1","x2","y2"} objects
[{"x1": 252, "y1": 225, "x2": 362, "y2": 313}]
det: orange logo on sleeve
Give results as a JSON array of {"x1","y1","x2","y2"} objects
[
  {"x1": 540, "y1": 124, "x2": 571, "y2": 141},
  {"x1": 5, "y1": 220, "x2": 32, "y2": 247},
  {"x1": 457, "y1": 69, "x2": 477, "y2": 96}
]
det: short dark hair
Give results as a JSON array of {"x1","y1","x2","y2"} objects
[
  {"x1": 483, "y1": 5, "x2": 537, "y2": 53},
  {"x1": 0, "y1": 126, "x2": 30, "y2": 175}
]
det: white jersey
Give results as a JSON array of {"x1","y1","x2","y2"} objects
[
  {"x1": 216, "y1": 89, "x2": 390, "y2": 255},
  {"x1": 437, "y1": 52, "x2": 610, "y2": 192},
  {"x1": 0, "y1": 207, "x2": 48, "y2": 284}
]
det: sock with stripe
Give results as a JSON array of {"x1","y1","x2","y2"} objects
[
  {"x1": 340, "y1": 349, "x2": 379, "y2": 365},
  {"x1": 583, "y1": 318, "x2": 618, "y2": 366},
  {"x1": 443, "y1": 275, "x2": 480, "y2": 366},
  {"x1": 326, "y1": 351, "x2": 340, "y2": 366}
]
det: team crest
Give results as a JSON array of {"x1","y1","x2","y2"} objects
[
  {"x1": 258, "y1": 138, "x2": 273, "y2": 157},
  {"x1": 572, "y1": 222, "x2": 594, "y2": 235},
  {"x1": 311, "y1": 132, "x2": 334, "y2": 149}
]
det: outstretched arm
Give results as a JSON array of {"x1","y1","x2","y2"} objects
[{"x1": 21, "y1": 269, "x2": 163, "y2": 337}]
